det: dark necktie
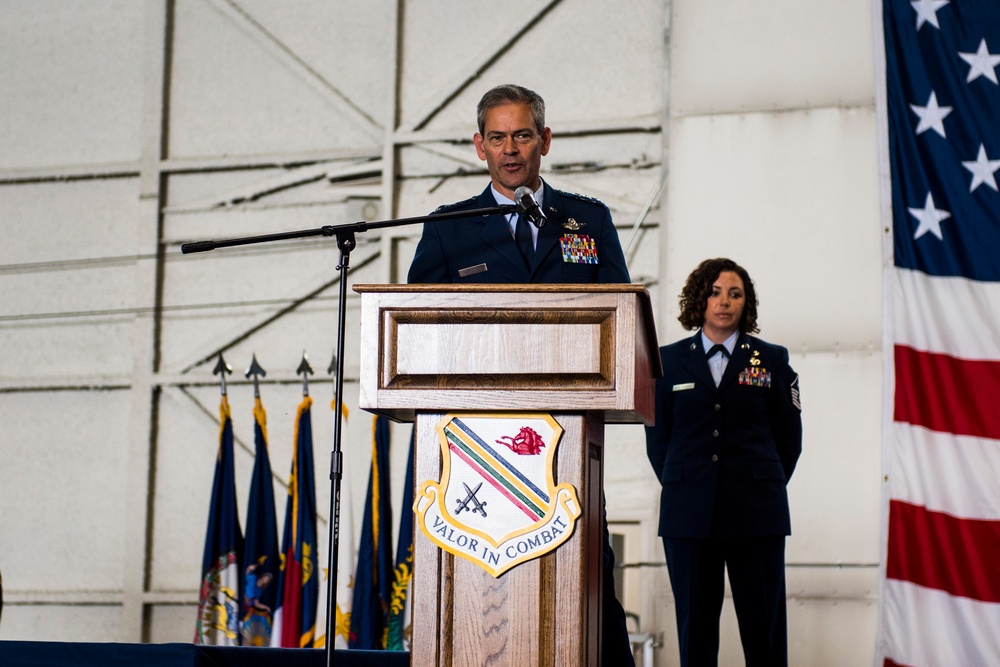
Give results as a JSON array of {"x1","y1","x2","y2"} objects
[
  {"x1": 514, "y1": 214, "x2": 534, "y2": 267},
  {"x1": 706, "y1": 343, "x2": 730, "y2": 359}
]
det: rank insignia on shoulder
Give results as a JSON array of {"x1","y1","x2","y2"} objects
[
  {"x1": 562, "y1": 190, "x2": 605, "y2": 206},
  {"x1": 559, "y1": 234, "x2": 599, "y2": 264},
  {"x1": 433, "y1": 196, "x2": 477, "y2": 213}
]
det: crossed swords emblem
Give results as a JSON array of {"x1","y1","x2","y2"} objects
[{"x1": 454, "y1": 482, "x2": 488, "y2": 517}]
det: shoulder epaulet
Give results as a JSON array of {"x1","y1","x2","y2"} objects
[
  {"x1": 558, "y1": 190, "x2": 605, "y2": 206},
  {"x1": 433, "y1": 196, "x2": 478, "y2": 213}
]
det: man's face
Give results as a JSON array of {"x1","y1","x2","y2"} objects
[{"x1": 473, "y1": 102, "x2": 552, "y2": 200}]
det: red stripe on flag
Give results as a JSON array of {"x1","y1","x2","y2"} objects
[
  {"x1": 886, "y1": 499, "x2": 1000, "y2": 603},
  {"x1": 279, "y1": 549, "x2": 304, "y2": 647},
  {"x1": 894, "y1": 345, "x2": 1000, "y2": 440}
]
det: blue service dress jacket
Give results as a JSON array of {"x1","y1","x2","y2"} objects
[
  {"x1": 645, "y1": 333, "x2": 802, "y2": 539},
  {"x1": 407, "y1": 182, "x2": 630, "y2": 284}
]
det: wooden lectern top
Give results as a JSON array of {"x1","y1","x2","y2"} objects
[{"x1": 353, "y1": 283, "x2": 661, "y2": 425}]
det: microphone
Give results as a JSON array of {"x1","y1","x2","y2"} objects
[{"x1": 514, "y1": 186, "x2": 546, "y2": 228}]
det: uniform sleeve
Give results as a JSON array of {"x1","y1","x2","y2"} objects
[
  {"x1": 595, "y1": 205, "x2": 631, "y2": 283},
  {"x1": 644, "y1": 348, "x2": 671, "y2": 480},
  {"x1": 769, "y1": 346, "x2": 803, "y2": 482},
  {"x1": 407, "y1": 221, "x2": 451, "y2": 284}
]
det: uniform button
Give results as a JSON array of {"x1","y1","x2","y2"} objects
[
  {"x1": 712, "y1": 430, "x2": 719, "y2": 437},
  {"x1": 711, "y1": 454, "x2": 719, "y2": 462},
  {"x1": 714, "y1": 404, "x2": 721, "y2": 412}
]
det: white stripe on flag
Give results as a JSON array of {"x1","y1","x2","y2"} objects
[
  {"x1": 270, "y1": 607, "x2": 284, "y2": 648},
  {"x1": 893, "y1": 268, "x2": 1000, "y2": 360},
  {"x1": 881, "y1": 578, "x2": 1000, "y2": 666},
  {"x1": 891, "y1": 423, "x2": 1000, "y2": 520}
]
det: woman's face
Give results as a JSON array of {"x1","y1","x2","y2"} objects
[{"x1": 702, "y1": 270, "x2": 745, "y2": 341}]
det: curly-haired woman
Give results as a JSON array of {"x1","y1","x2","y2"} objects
[{"x1": 645, "y1": 257, "x2": 802, "y2": 667}]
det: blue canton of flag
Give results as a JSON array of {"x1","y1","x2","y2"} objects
[
  {"x1": 886, "y1": 0, "x2": 1000, "y2": 279},
  {"x1": 878, "y1": 2, "x2": 1000, "y2": 666}
]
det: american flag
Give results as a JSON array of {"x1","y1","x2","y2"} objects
[{"x1": 877, "y1": 1, "x2": 1000, "y2": 665}]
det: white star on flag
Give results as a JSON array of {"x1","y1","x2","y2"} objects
[
  {"x1": 910, "y1": 91, "x2": 952, "y2": 137},
  {"x1": 911, "y1": 0, "x2": 950, "y2": 30},
  {"x1": 958, "y1": 38, "x2": 1000, "y2": 84},
  {"x1": 908, "y1": 192, "x2": 952, "y2": 240},
  {"x1": 961, "y1": 144, "x2": 1000, "y2": 192}
]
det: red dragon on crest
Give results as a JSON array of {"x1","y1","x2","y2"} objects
[{"x1": 496, "y1": 426, "x2": 546, "y2": 455}]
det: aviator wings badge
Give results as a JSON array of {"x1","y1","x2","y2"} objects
[{"x1": 414, "y1": 413, "x2": 581, "y2": 577}]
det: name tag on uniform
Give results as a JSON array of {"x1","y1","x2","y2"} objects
[
  {"x1": 458, "y1": 263, "x2": 487, "y2": 278},
  {"x1": 672, "y1": 383, "x2": 695, "y2": 392}
]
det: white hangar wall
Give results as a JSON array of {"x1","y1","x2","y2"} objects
[
  {"x1": 659, "y1": 0, "x2": 883, "y2": 665},
  {"x1": 0, "y1": 1, "x2": 884, "y2": 665}
]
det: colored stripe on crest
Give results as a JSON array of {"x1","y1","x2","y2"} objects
[
  {"x1": 446, "y1": 441, "x2": 541, "y2": 521},
  {"x1": 451, "y1": 419, "x2": 549, "y2": 501},
  {"x1": 444, "y1": 421, "x2": 548, "y2": 521}
]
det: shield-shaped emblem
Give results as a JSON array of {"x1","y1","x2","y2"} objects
[{"x1": 413, "y1": 413, "x2": 581, "y2": 577}]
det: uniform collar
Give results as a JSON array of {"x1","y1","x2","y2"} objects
[
  {"x1": 490, "y1": 181, "x2": 546, "y2": 209},
  {"x1": 700, "y1": 330, "x2": 738, "y2": 356}
]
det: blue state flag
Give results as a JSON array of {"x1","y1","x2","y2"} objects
[
  {"x1": 195, "y1": 396, "x2": 244, "y2": 646},
  {"x1": 349, "y1": 415, "x2": 395, "y2": 649},
  {"x1": 241, "y1": 397, "x2": 281, "y2": 646}
]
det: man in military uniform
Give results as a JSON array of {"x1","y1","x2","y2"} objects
[
  {"x1": 407, "y1": 83, "x2": 630, "y2": 285},
  {"x1": 408, "y1": 83, "x2": 635, "y2": 666}
]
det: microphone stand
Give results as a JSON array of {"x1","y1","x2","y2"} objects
[{"x1": 181, "y1": 203, "x2": 515, "y2": 667}]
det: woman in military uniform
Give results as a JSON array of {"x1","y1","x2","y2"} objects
[{"x1": 645, "y1": 257, "x2": 802, "y2": 667}]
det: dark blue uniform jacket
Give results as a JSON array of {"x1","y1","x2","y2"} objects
[
  {"x1": 407, "y1": 182, "x2": 630, "y2": 284},
  {"x1": 645, "y1": 333, "x2": 802, "y2": 538}
]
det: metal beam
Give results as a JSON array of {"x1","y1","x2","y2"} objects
[
  {"x1": 402, "y1": 0, "x2": 565, "y2": 133},
  {"x1": 204, "y1": 0, "x2": 383, "y2": 140}
]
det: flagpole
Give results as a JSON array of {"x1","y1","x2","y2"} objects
[{"x1": 180, "y1": 203, "x2": 517, "y2": 666}]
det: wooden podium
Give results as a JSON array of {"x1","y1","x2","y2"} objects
[{"x1": 355, "y1": 284, "x2": 660, "y2": 667}]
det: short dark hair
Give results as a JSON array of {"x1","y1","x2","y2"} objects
[
  {"x1": 677, "y1": 258, "x2": 760, "y2": 334},
  {"x1": 477, "y1": 84, "x2": 546, "y2": 136}
]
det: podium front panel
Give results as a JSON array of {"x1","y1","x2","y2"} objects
[{"x1": 355, "y1": 284, "x2": 659, "y2": 425}]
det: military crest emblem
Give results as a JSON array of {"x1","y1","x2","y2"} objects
[{"x1": 414, "y1": 413, "x2": 581, "y2": 577}]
